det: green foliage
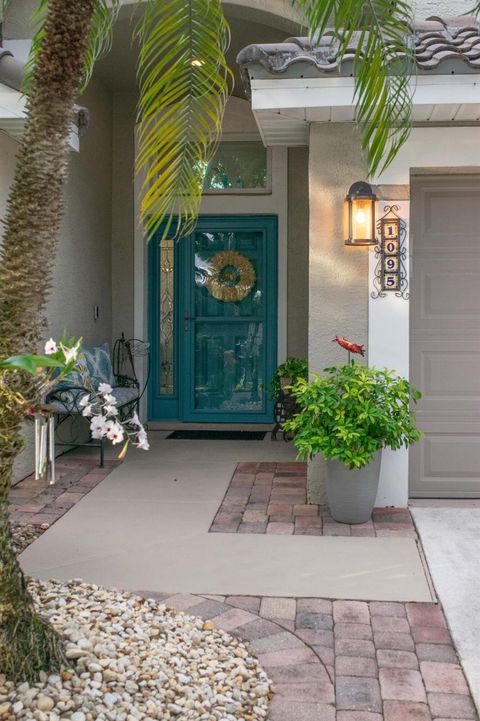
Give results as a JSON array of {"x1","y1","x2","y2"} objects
[
  {"x1": 0, "y1": 336, "x2": 81, "y2": 379},
  {"x1": 293, "y1": 0, "x2": 414, "y2": 176},
  {"x1": 284, "y1": 362, "x2": 422, "y2": 469},
  {"x1": 0, "y1": 0, "x2": 9, "y2": 24},
  {"x1": 135, "y1": 0, "x2": 232, "y2": 240},
  {"x1": 271, "y1": 356, "x2": 308, "y2": 399},
  {"x1": 0, "y1": 355, "x2": 63, "y2": 375},
  {"x1": 24, "y1": 0, "x2": 231, "y2": 243}
]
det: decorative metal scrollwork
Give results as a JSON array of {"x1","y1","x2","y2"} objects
[{"x1": 371, "y1": 204, "x2": 409, "y2": 300}]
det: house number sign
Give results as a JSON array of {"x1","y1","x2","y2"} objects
[
  {"x1": 382, "y1": 218, "x2": 401, "y2": 291},
  {"x1": 371, "y1": 205, "x2": 409, "y2": 300}
]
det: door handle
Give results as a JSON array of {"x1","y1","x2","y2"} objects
[{"x1": 184, "y1": 312, "x2": 194, "y2": 331}]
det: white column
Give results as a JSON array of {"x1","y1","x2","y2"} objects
[{"x1": 369, "y1": 200, "x2": 410, "y2": 507}]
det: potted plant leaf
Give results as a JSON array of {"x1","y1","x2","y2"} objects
[
  {"x1": 271, "y1": 356, "x2": 308, "y2": 399},
  {"x1": 283, "y1": 338, "x2": 421, "y2": 523}
]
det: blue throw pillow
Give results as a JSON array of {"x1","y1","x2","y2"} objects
[
  {"x1": 56, "y1": 352, "x2": 92, "y2": 390},
  {"x1": 82, "y1": 343, "x2": 116, "y2": 390}
]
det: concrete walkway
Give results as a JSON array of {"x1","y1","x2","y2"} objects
[
  {"x1": 20, "y1": 434, "x2": 433, "y2": 601},
  {"x1": 412, "y1": 505, "x2": 480, "y2": 711}
]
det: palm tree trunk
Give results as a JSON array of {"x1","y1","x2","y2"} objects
[{"x1": 0, "y1": 0, "x2": 96, "y2": 681}]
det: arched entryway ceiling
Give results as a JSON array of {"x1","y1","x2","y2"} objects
[
  {"x1": 118, "y1": 0, "x2": 302, "y2": 28},
  {"x1": 223, "y1": 1, "x2": 303, "y2": 33},
  {"x1": 92, "y1": 1, "x2": 303, "y2": 97}
]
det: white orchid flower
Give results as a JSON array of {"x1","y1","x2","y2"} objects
[
  {"x1": 90, "y1": 415, "x2": 107, "y2": 440},
  {"x1": 82, "y1": 404, "x2": 93, "y2": 418},
  {"x1": 60, "y1": 340, "x2": 81, "y2": 364},
  {"x1": 44, "y1": 338, "x2": 57, "y2": 355},
  {"x1": 136, "y1": 435, "x2": 150, "y2": 451},
  {"x1": 135, "y1": 427, "x2": 149, "y2": 450},
  {"x1": 103, "y1": 404, "x2": 119, "y2": 417},
  {"x1": 103, "y1": 393, "x2": 117, "y2": 405},
  {"x1": 79, "y1": 394, "x2": 91, "y2": 407},
  {"x1": 106, "y1": 421, "x2": 124, "y2": 445},
  {"x1": 98, "y1": 382, "x2": 113, "y2": 395},
  {"x1": 130, "y1": 411, "x2": 142, "y2": 428}
]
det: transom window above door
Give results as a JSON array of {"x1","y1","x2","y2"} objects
[{"x1": 201, "y1": 141, "x2": 270, "y2": 193}]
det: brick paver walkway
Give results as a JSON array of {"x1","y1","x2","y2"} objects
[
  {"x1": 210, "y1": 462, "x2": 417, "y2": 537},
  {"x1": 144, "y1": 591, "x2": 478, "y2": 721},
  {"x1": 10, "y1": 457, "x2": 476, "y2": 720},
  {"x1": 9, "y1": 455, "x2": 119, "y2": 528}
]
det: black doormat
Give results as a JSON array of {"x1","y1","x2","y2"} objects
[{"x1": 167, "y1": 430, "x2": 266, "y2": 441}]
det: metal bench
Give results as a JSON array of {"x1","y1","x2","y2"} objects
[{"x1": 47, "y1": 335, "x2": 149, "y2": 467}]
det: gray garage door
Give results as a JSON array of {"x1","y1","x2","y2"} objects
[{"x1": 410, "y1": 175, "x2": 480, "y2": 497}]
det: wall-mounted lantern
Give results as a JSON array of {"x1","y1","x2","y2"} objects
[{"x1": 345, "y1": 181, "x2": 377, "y2": 246}]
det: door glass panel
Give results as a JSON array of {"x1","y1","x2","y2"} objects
[
  {"x1": 159, "y1": 239, "x2": 175, "y2": 394},
  {"x1": 194, "y1": 322, "x2": 264, "y2": 411},
  {"x1": 194, "y1": 231, "x2": 263, "y2": 317},
  {"x1": 192, "y1": 229, "x2": 266, "y2": 413}
]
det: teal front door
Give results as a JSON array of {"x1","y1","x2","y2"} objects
[{"x1": 149, "y1": 215, "x2": 278, "y2": 423}]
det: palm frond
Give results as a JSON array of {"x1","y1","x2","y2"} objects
[
  {"x1": 0, "y1": 0, "x2": 10, "y2": 25},
  {"x1": 25, "y1": 0, "x2": 123, "y2": 91},
  {"x1": 83, "y1": 0, "x2": 123, "y2": 86},
  {"x1": 292, "y1": 0, "x2": 415, "y2": 177},
  {"x1": 0, "y1": 0, "x2": 11, "y2": 43},
  {"x1": 135, "y1": 0, "x2": 232, "y2": 240}
]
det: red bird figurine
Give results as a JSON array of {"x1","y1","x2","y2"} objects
[{"x1": 332, "y1": 336, "x2": 365, "y2": 357}]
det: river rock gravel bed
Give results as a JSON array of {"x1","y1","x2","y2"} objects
[
  {"x1": 12, "y1": 524, "x2": 45, "y2": 555},
  {"x1": 1, "y1": 579, "x2": 271, "y2": 721}
]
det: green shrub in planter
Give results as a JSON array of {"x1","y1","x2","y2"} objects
[
  {"x1": 270, "y1": 356, "x2": 308, "y2": 400},
  {"x1": 284, "y1": 363, "x2": 422, "y2": 522},
  {"x1": 284, "y1": 363, "x2": 422, "y2": 469}
]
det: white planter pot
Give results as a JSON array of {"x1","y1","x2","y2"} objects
[{"x1": 326, "y1": 451, "x2": 382, "y2": 524}]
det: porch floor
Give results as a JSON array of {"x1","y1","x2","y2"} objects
[{"x1": 19, "y1": 432, "x2": 432, "y2": 602}]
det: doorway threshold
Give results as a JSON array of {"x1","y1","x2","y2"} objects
[{"x1": 147, "y1": 421, "x2": 274, "y2": 432}]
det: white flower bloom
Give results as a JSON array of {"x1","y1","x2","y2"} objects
[
  {"x1": 103, "y1": 393, "x2": 117, "y2": 405},
  {"x1": 44, "y1": 338, "x2": 57, "y2": 355},
  {"x1": 136, "y1": 436, "x2": 150, "y2": 451},
  {"x1": 98, "y1": 382, "x2": 113, "y2": 395},
  {"x1": 106, "y1": 421, "x2": 124, "y2": 445},
  {"x1": 130, "y1": 411, "x2": 142, "y2": 428},
  {"x1": 79, "y1": 394, "x2": 91, "y2": 407},
  {"x1": 90, "y1": 415, "x2": 107, "y2": 440},
  {"x1": 60, "y1": 340, "x2": 81, "y2": 364},
  {"x1": 103, "y1": 404, "x2": 119, "y2": 417},
  {"x1": 135, "y1": 427, "x2": 149, "y2": 450},
  {"x1": 82, "y1": 404, "x2": 93, "y2": 418}
]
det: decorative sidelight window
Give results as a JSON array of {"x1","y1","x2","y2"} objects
[{"x1": 159, "y1": 239, "x2": 175, "y2": 395}]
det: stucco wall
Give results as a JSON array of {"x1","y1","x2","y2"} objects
[
  {"x1": 307, "y1": 123, "x2": 368, "y2": 503},
  {"x1": 0, "y1": 78, "x2": 113, "y2": 483},
  {"x1": 411, "y1": 0, "x2": 467, "y2": 17},
  {"x1": 0, "y1": 131, "x2": 17, "y2": 213},
  {"x1": 308, "y1": 123, "x2": 368, "y2": 371},
  {"x1": 287, "y1": 147, "x2": 309, "y2": 358},
  {"x1": 46, "y1": 80, "x2": 113, "y2": 346},
  {"x1": 112, "y1": 92, "x2": 137, "y2": 342}
]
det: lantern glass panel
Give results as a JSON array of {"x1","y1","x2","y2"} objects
[{"x1": 352, "y1": 198, "x2": 373, "y2": 242}]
